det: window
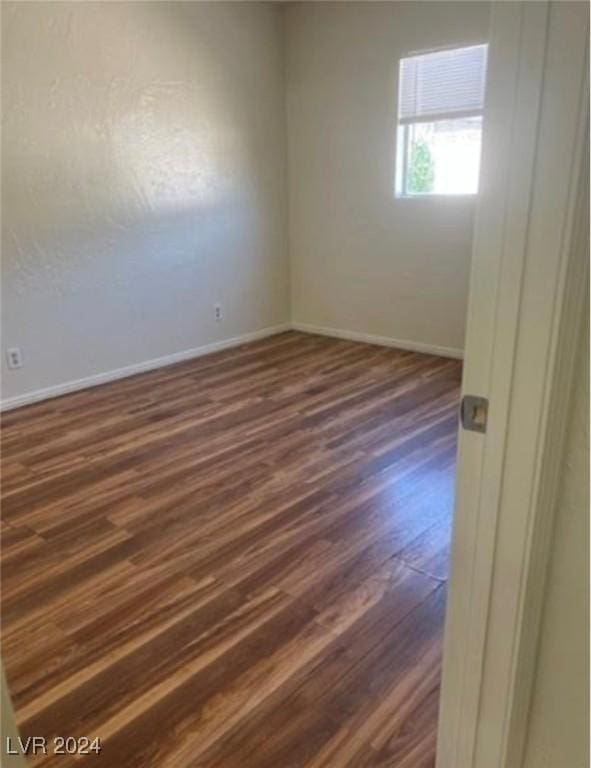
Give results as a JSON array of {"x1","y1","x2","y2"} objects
[{"x1": 395, "y1": 44, "x2": 488, "y2": 197}]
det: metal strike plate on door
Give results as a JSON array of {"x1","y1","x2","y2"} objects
[{"x1": 461, "y1": 395, "x2": 489, "y2": 433}]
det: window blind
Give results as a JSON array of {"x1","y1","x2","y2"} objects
[{"x1": 399, "y1": 44, "x2": 488, "y2": 123}]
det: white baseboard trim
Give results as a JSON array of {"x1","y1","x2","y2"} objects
[
  {"x1": 0, "y1": 323, "x2": 291, "y2": 412},
  {"x1": 291, "y1": 321, "x2": 464, "y2": 360},
  {"x1": 1, "y1": 320, "x2": 462, "y2": 412}
]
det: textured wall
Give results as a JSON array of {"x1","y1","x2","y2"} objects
[
  {"x1": 1, "y1": 2, "x2": 289, "y2": 401},
  {"x1": 523, "y1": 295, "x2": 590, "y2": 768},
  {"x1": 285, "y1": 1, "x2": 490, "y2": 355}
]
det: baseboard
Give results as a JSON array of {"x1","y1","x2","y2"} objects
[
  {"x1": 291, "y1": 322, "x2": 464, "y2": 360},
  {"x1": 0, "y1": 323, "x2": 291, "y2": 412},
  {"x1": 1, "y1": 320, "x2": 462, "y2": 411}
]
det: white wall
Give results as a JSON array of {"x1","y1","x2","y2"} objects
[
  {"x1": 1, "y1": 2, "x2": 289, "y2": 403},
  {"x1": 285, "y1": 1, "x2": 490, "y2": 356},
  {"x1": 523, "y1": 299, "x2": 589, "y2": 768}
]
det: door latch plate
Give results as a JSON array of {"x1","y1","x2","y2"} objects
[{"x1": 461, "y1": 395, "x2": 488, "y2": 433}]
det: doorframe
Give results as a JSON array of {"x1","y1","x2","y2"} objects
[
  {"x1": 1, "y1": 664, "x2": 27, "y2": 767},
  {"x1": 436, "y1": 3, "x2": 589, "y2": 768}
]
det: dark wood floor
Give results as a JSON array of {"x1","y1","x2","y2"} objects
[{"x1": 1, "y1": 331, "x2": 462, "y2": 768}]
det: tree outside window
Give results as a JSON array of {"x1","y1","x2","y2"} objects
[{"x1": 408, "y1": 138, "x2": 435, "y2": 194}]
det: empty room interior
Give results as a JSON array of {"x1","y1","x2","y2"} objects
[{"x1": 1, "y1": 2, "x2": 589, "y2": 767}]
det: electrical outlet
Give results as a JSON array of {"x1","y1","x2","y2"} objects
[
  {"x1": 214, "y1": 303, "x2": 223, "y2": 322},
  {"x1": 6, "y1": 347, "x2": 23, "y2": 369}
]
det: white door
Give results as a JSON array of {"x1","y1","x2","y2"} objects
[{"x1": 437, "y1": 3, "x2": 589, "y2": 768}]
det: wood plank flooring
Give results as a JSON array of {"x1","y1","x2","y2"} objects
[{"x1": 1, "y1": 331, "x2": 462, "y2": 767}]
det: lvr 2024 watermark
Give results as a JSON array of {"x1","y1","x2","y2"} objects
[{"x1": 6, "y1": 735, "x2": 101, "y2": 755}]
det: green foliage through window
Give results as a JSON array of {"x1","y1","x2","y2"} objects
[{"x1": 407, "y1": 138, "x2": 435, "y2": 194}]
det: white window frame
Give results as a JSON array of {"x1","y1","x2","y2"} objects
[{"x1": 395, "y1": 44, "x2": 488, "y2": 199}]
